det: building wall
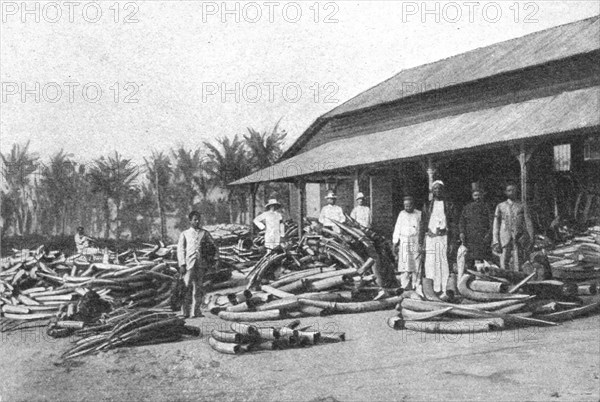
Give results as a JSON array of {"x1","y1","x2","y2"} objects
[
  {"x1": 288, "y1": 183, "x2": 299, "y2": 222},
  {"x1": 581, "y1": 133, "x2": 600, "y2": 192},
  {"x1": 306, "y1": 183, "x2": 321, "y2": 218},
  {"x1": 371, "y1": 170, "x2": 396, "y2": 238},
  {"x1": 328, "y1": 181, "x2": 354, "y2": 216}
]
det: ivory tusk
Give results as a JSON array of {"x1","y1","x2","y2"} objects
[
  {"x1": 469, "y1": 280, "x2": 508, "y2": 293},
  {"x1": 400, "y1": 307, "x2": 453, "y2": 321},
  {"x1": 219, "y1": 310, "x2": 282, "y2": 322},
  {"x1": 209, "y1": 336, "x2": 242, "y2": 354}
]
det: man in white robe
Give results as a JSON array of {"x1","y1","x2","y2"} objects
[
  {"x1": 419, "y1": 181, "x2": 458, "y2": 294},
  {"x1": 392, "y1": 195, "x2": 421, "y2": 290}
]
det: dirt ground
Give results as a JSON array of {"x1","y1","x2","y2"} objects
[{"x1": 1, "y1": 298, "x2": 599, "y2": 402}]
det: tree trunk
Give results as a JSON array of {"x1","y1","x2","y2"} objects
[
  {"x1": 227, "y1": 193, "x2": 234, "y2": 224},
  {"x1": 155, "y1": 170, "x2": 166, "y2": 241},
  {"x1": 103, "y1": 199, "x2": 110, "y2": 239},
  {"x1": 17, "y1": 201, "x2": 25, "y2": 236},
  {"x1": 16, "y1": 209, "x2": 23, "y2": 236},
  {"x1": 62, "y1": 205, "x2": 67, "y2": 235},
  {"x1": 250, "y1": 184, "x2": 257, "y2": 236},
  {"x1": 115, "y1": 200, "x2": 121, "y2": 240}
]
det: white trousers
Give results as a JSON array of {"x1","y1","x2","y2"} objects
[
  {"x1": 424, "y1": 235, "x2": 449, "y2": 292},
  {"x1": 398, "y1": 271, "x2": 418, "y2": 290}
]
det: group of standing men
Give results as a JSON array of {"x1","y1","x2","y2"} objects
[
  {"x1": 172, "y1": 179, "x2": 534, "y2": 316},
  {"x1": 306, "y1": 181, "x2": 534, "y2": 296},
  {"x1": 392, "y1": 181, "x2": 534, "y2": 295}
]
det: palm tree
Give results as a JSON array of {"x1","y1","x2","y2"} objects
[
  {"x1": 244, "y1": 120, "x2": 287, "y2": 169},
  {"x1": 88, "y1": 152, "x2": 139, "y2": 239},
  {"x1": 120, "y1": 184, "x2": 156, "y2": 241},
  {"x1": 39, "y1": 150, "x2": 78, "y2": 235},
  {"x1": 171, "y1": 146, "x2": 211, "y2": 228},
  {"x1": 73, "y1": 163, "x2": 98, "y2": 235},
  {"x1": 203, "y1": 135, "x2": 250, "y2": 223},
  {"x1": 144, "y1": 151, "x2": 173, "y2": 241},
  {"x1": 1, "y1": 141, "x2": 39, "y2": 235},
  {"x1": 244, "y1": 121, "x2": 288, "y2": 216},
  {"x1": 172, "y1": 146, "x2": 209, "y2": 201}
]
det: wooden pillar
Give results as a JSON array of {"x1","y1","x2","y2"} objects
[
  {"x1": 369, "y1": 175, "x2": 373, "y2": 211},
  {"x1": 426, "y1": 157, "x2": 437, "y2": 201},
  {"x1": 353, "y1": 169, "x2": 360, "y2": 200},
  {"x1": 249, "y1": 183, "x2": 257, "y2": 236},
  {"x1": 397, "y1": 162, "x2": 407, "y2": 193},
  {"x1": 295, "y1": 179, "x2": 306, "y2": 238},
  {"x1": 514, "y1": 144, "x2": 534, "y2": 203}
]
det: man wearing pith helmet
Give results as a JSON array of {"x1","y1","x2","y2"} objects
[
  {"x1": 319, "y1": 190, "x2": 346, "y2": 233},
  {"x1": 253, "y1": 198, "x2": 286, "y2": 250},
  {"x1": 350, "y1": 192, "x2": 372, "y2": 228}
]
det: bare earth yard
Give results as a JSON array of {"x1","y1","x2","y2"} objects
[{"x1": 1, "y1": 305, "x2": 599, "y2": 402}]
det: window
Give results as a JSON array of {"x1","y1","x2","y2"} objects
[
  {"x1": 553, "y1": 144, "x2": 571, "y2": 171},
  {"x1": 584, "y1": 136, "x2": 600, "y2": 161}
]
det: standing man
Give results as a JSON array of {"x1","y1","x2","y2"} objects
[
  {"x1": 350, "y1": 192, "x2": 372, "y2": 228},
  {"x1": 493, "y1": 183, "x2": 534, "y2": 271},
  {"x1": 253, "y1": 198, "x2": 286, "y2": 250},
  {"x1": 319, "y1": 190, "x2": 346, "y2": 233},
  {"x1": 459, "y1": 183, "x2": 494, "y2": 272},
  {"x1": 177, "y1": 211, "x2": 217, "y2": 318},
  {"x1": 392, "y1": 195, "x2": 422, "y2": 290},
  {"x1": 419, "y1": 181, "x2": 458, "y2": 294}
]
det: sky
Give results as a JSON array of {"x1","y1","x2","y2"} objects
[{"x1": 1, "y1": 0, "x2": 599, "y2": 167}]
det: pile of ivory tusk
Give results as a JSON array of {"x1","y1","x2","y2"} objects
[
  {"x1": 204, "y1": 223, "x2": 251, "y2": 245},
  {"x1": 547, "y1": 227, "x2": 600, "y2": 281},
  {"x1": 0, "y1": 245, "x2": 181, "y2": 323},
  {"x1": 388, "y1": 271, "x2": 600, "y2": 334},
  {"x1": 218, "y1": 239, "x2": 265, "y2": 274},
  {"x1": 217, "y1": 222, "x2": 301, "y2": 278},
  {"x1": 210, "y1": 215, "x2": 410, "y2": 322},
  {"x1": 208, "y1": 320, "x2": 345, "y2": 355},
  {"x1": 61, "y1": 309, "x2": 200, "y2": 359},
  {"x1": 0, "y1": 241, "x2": 232, "y2": 323}
]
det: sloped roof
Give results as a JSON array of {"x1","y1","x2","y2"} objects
[
  {"x1": 280, "y1": 15, "x2": 600, "y2": 160},
  {"x1": 232, "y1": 86, "x2": 599, "y2": 184},
  {"x1": 324, "y1": 16, "x2": 600, "y2": 119}
]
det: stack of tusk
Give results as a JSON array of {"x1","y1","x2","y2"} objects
[{"x1": 207, "y1": 320, "x2": 345, "y2": 355}]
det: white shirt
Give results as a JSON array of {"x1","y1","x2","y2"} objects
[
  {"x1": 177, "y1": 227, "x2": 214, "y2": 270},
  {"x1": 428, "y1": 200, "x2": 447, "y2": 232},
  {"x1": 253, "y1": 210, "x2": 285, "y2": 249},
  {"x1": 351, "y1": 205, "x2": 372, "y2": 228},
  {"x1": 74, "y1": 233, "x2": 90, "y2": 253},
  {"x1": 393, "y1": 210, "x2": 422, "y2": 244},
  {"x1": 319, "y1": 204, "x2": 346, "y2": 232}
]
